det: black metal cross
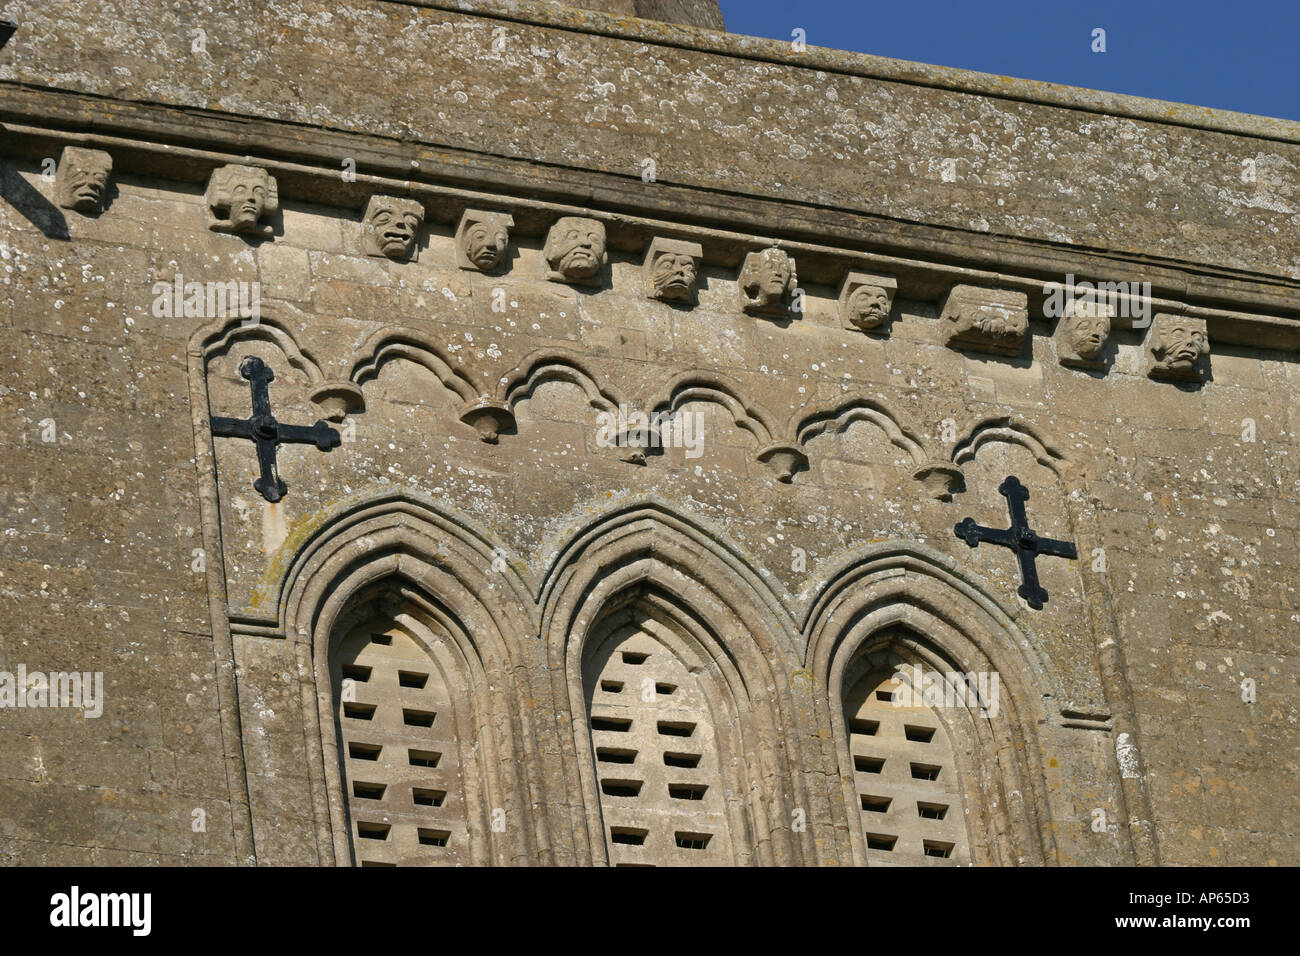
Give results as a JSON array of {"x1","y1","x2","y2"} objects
[
  {"x1": 954, "y1": 475, "x2": 1077, "y2": 610},
  {"x1": 210, "y1": 355, "x2": 340, "y2": 503}
]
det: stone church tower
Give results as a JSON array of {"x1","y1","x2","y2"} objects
[{"x1": 0, "y1": 0, "x2": 1295, "y2": 866}]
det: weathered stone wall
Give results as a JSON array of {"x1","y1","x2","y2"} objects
[
  {"x1": 0, "y1": 0, "x2": 1296, "y2": 866},
  {"x1": 3, "y1": 0, "x2": 1298, "y2": 292},
  {"x1": 547, "y1": 0, "x2": 725, "y2": 30}
]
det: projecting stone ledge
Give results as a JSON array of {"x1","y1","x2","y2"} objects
[{"x1": 547, "y1": 0, "x2": 726, "y2": 30}]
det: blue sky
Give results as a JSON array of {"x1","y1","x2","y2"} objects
[{"x1": 720, "y1": 0, "x2": 1300, "y2": 122}]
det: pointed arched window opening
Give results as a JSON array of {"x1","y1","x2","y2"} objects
[
  {"x1": 844, "y1": 665, "x2": 973, "y2": 865},
  {"x1": 331, "y1": 616, "x2": 471, "y2": 866},
  {"x1": 584, "y1": 620, "x2": 735, "y2": 866}
]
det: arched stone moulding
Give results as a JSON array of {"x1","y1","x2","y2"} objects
[
  {"x1": 192, "y1": 312, "x2": 367, "y2": 425},
  {"x1": 537, "y1": 502, "x2": 813, "y2": 865},
  {"x1": 575, "y1": 591, "x2": 759, "y2": 865},
  {"x1": 186, "y1": 311, "x2": 339, "y2": 863},
  {"x1": 349, "y1": 327, "x2": 479, "y2": 398},
  {"x1": 648, "y1": 370, "x2": 807, "y2": 481},
  {"x1": 950, "y1": 414, "x2": 1071, "y2": 476},
  {"x1": 793, "y1": 395, "x2": 954, "y2": 494},
  {"x1": 320, "y1": 583, "x2": 503, "y2": 865},
  {"x1": 221, "y1": 485, "x2": 1099, "y2": 866},
  {"x1": 244, "y1": 486, "x2": 534, "y2": 630},
  {"x1": 266, "y1": 488, "x2": 561, "y2": 865},
  {"x1": 801, "y1": 543, "x2": 1066, "y2": 865},
  {"x1": 347, "y1": 326, "x2": 490, "y2": 433},
  {"x1": 794, "y1": 396, "x2": 931, "y2": 462},
  {"x1": 650, "y1": 370, "x2": 782, "y2": 446},
  {"x1": 537, "y1": 499, "x2": 800, "y2": 647},
  {"x1": 464, "y1": 348, "x2": 626, "y2": 445},
  {"x1": 494, "y1": 348, "x2": 625, "y2": 412},
  {"x1": 300, "y1": 563, "x2": 535, "y2": 866},
  {"x1": 836, "y1": 629, "x2": 1024, "y2": 865},
  {"x1": 192, "y1": 314, "x2": 326, "y2": 384}
]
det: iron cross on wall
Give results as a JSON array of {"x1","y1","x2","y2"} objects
[
  {"x1": 210, "y1": 355, "x2": 340, "y2": 503},
  {"x1": 953, "y1": 475, "x2": 1077, "y2": 610}
]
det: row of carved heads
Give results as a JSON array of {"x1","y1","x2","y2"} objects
[
  {"x1": 1055, "y1": 296, "x2": 1210, "y2": 381},
  {"x1": 941, "y1": 284, "x2": 1210, "y2": 381},
  {"x1": 55, "y1": 151, "x2": 1212, "y2": 383}
]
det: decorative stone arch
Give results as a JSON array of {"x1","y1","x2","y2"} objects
[
  {"x1": 347, "y1": 326, "x2": 494, "y2": 439},
  {"x1": 349, "y1": 326, "x2": 482, "y2": 404},
  {"x1": 539, "y1": 502, "x2": 812, "y2": 866},
  {"x1": 191, "y1": 313, "x2": 327, "y2": 386},
  {"x1": 793, "y1": 394, "x2": 932, "y2": 466},
  {"x1": 649, "y1": 369, "x2": 782, "y2": 446},
  {"x1": 323, "y1": 582, "x2": 502, "y2": 866},
  {"x1": 803, "y1": 543, "x2": 1062, "y2": 866},
  {"x1": 261, "y1": 490, "x2": 558, "y2": 866},
  {"x1": 494, "y1": 347, "x2": 625, "y2": 412},
  {"x1": 951, "y1": 414, "x2": 1070, "y2": 477},
  {"x1": 793, "y1": 394, "x2": 953, "y2": 495},
  {"x1": 949, "y1": 416, "x2": 1158, "y2": 865}
]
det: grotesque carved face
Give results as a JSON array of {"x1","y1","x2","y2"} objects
[
  {"x1": 365, "y1": 197, "x2": 424, "y2": 260},
  {"x1": 651, "y1": 252, "x2": 698, "y2": 301},
  {"x1": 847, "y1": 284, "x2": 891, "y2": 330},
  {"x1": 1064, "y1": 308, "x2": 1111, "y2": 360},
  {"x1": 455, "y1": 210, "x2": 514, "y2": 273},
  {"x1": 761, "y1": 259, "x2": 790, "y2": 296},
  {"x1": 206, "y1": 167, "x2": 275, "y2": 236},
  {"x1": 206, "y1": 165, "x2": 277, "y2": 237},
  {"x1": 228, "y1": 178, "x2": 268, "y2": 231},
  {"x1": 465, "y1": 220, "x2": 508, "y2": 270},
  {"x1": 545, "y1": 217, "x2": 606, "y2": 281},
  {"x1": 57, "y1": 148, "x2": 112, "y2": 214},
  {"x1": 1154, "y1": 319, "x2": 1209, "y2": 370},
  {"x1": 741, "y1": 248, "x2": 795, "y2": 310},
  {"x1": 64, "y1": 163, "x2": 109, "y2": 211}
]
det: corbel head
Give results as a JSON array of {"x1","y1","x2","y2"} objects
[
  {"x1": 838, "y1": 271, "x2": 897, "y2": 332},
  {"x1": 455, "y1": 209, "x2": 514, "y2": 272},
  {"x1": 1146, "y1": 313, "x2": 1210, "y2": 382},
  {"x1": 738, "y1": 246, "x2": 797, "y2": 318},
  {"x1": 544, "y1": 216, "x2": 607, "y2": 286},
  {"x1": 56, "y1": 146, "x2": 113, "y2": 214},
  {"x1": 644, "y1": 237, "x2": 704, "y2": 304},
  {"x1": 206, "y1": 164, "x2": 278, "y2": 238},
  {"x1": 363, "y1": 195, "x2": 425, "y2": 261}
]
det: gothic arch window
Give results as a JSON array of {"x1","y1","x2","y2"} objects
[
  {"x1": 583, "y1": 614, "x2": 736, "y2": 866},
  {"x1": 843, "y1": 660, "x2": 973, "y2": 864},
  {"x1": 808, "y1": 559, "x2": 1057, "y2": 867},
  {"x1": 329, "y1": 611, "x2": 473, "y2": 866}
]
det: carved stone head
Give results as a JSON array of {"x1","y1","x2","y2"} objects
[
  {"x1": 1146, "y1": 313, "x2": 1210, "y2": 381},
  {"x1": 206, "y1": 164, "x2": 278, "y2": 237},
  {"x1": 1056, "y1": 296, "x2": 1112, "y2": 368},
  {"x1": 56, "y1": 147, "x2": 113, "y2": 214},
  {"x1": 644, "y1": 237, "x2": 703, "y2": 304},
  {"x1": 839, "y1": 271, "x2": 897, "y2": 332},
  {"x1": 363, "y1": 195, "x2": 425, "y2": 261},
  {"x1": 738, "y1": 247, "x2": 797, "y2": 318},
  {"x1": 455, "y1": 209, "x2": 514, "y2": 272},
  {"x1": 544, "y1": 216, "x2": 607, "y2": 285}
]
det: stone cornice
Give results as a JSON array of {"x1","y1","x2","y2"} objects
[
  {"x1": 4, "y1": 0, "x2": 1299, "y2": 289},
  {"x1": 3, "y1": 85, "x2": 1298, "y2": 353}
]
